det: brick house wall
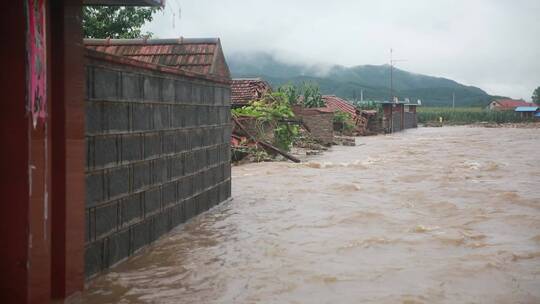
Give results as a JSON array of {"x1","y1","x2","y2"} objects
[
  {"x1": 293, "y1": 106, "x2": 334, "y2": 145},
  {"x1": 84, "y1": 50, "x2": 231, "y2": 277}
]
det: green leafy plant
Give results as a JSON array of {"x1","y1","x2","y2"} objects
[
  {"x1": 333, "y1": 111, "x2": 355, "y2": 132},
  {"x1": 532, "y1": 86, "x2": 540, "y2": 105},
  {"x1": 302, "y1": 83, "x2": 325, "y2": 108},
  {"x1": 232, "y1": 92, "x2": 299, "y2": 151},
  {"x1": 417, "y1": 107, "x2": 529, "y2": 124},
  {"x1": 83, "y1": 6, "x2": 161, "y2": 39},
  {"x1": 277, "y1": 84, "x2": 301, "y2": 105},
  {"x1": 277, "y1": 82, "x2": 325, "y2": 108}
]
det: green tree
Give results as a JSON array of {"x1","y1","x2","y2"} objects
[
  {"x1": 83, "y1": 6, "x2": 160, "y2": 39},
  {"x1": 532, "y1": 86, "x2": 540, "y2": 105}
]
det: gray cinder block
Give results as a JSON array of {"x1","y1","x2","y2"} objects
[
  {"x1": 86, "y1": 173, "x2": 104, "y2": 207},
  {"x1": 103, "y1": 103, "x2": 129, "y2": 132},
  {"x1": 175, "y1": 80, "x2": 191, "y2": 104},
  {"x1": 106, "y1": 229, "x2": 130, "y2": 266},
  {"x1": 85, "y1": 241, "x2": 103, "y2": 277},
  {"x1": 93, "y1": 68, "x2": 119, "y2": 100},
  {"x1": 121, "y1": 134, "x2": 142, "y2": 162},
  {"x1": 132, "y1": 162, "x2": 150, "y2": 191},
  {"x1": 95, "y1": 202, "x2": 118, "y2": 238},
  {"x1": 131, "y1": 220, "x2": 150, "y2": 252},
  {"x1": 144, "y1": 188, "x2": 161, "y2": 215},
  {"x1": 162, "y1": 182, "x2": 177, "y2": 207},
  {"x1": 162, "y1": 131, "x2": 176, "y2": 154},
  {"x1": 153, "y1": 105, "x2": 170, "y2": 129},
  {"x1": 132, "y1": 104, "x2": 152, "y2": 131},
  {"x1": 121, "y1": 193, "x2": 142, "y2": 226},
  {"x1": 162, "y1": 78, "x2": 175, "y2": 102},
  {"x1": 151, "y1": 158, "x2": 168, "y2": 184},
  {"x1": 122, "y1": 73, "x2": 142, "y2": 101},
  {"x1": 108, "y1": 167, "x2": 130, "y2": 198},
  {"x1": 94, "y1": 136, "x2": 117, "y2": 167},
  {"x1": 144, "y1": 76, "x2": 161, "y2": 101},
  {"x1": 144, "y1": 133, "x2": 161, "y2": 159},
  {"x1": 86, "y1": 101, "x2": 102, "y2": 134}
]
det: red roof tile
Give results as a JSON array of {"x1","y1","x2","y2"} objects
[
  {"x1": 84, "y1": 38, "x2": 230, "y2": 79},
  {"x1": 322, "y1": 95, "x2": 357, "y2": 118},
  {"x1": 493, "y1": 98, "x2": 533, "y2": 109},
  {"x1": 231, "y1": 78, "x2": 272, "y2": 105}
]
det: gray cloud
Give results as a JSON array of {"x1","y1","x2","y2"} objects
[{"x1": 144, "y1": 0, "x2": 540, "y2": 100}]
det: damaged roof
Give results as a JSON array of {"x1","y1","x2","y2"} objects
[
  {"x1": 84, "y1": 38, "x2": 231, "y2": 79},
  {"x1": 322, "y1": 95, "x2": 358, "y2": 118},
  {"x1": 231, "y1": 78, "x2": 272, "y2": 106}
]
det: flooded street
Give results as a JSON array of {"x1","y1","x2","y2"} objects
[{"x1": 82, "y1": 126, "x2": 540, "y2": 303}]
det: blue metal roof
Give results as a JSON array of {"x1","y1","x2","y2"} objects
[{"x1": 514, "y1": 106, "x2": 539, "y2": 112}]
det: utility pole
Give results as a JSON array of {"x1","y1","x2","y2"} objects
[
  {"x1": 390, "y1": 49, "x2": 393, "y2": 102},
  {"x1": 389, "y1": 48, "x2": 407, "y2": 102},
  {"x1": 360, "y1": 89, "x2": 364, "y2": 102},
  {"x1": 452, "y1": 92, "x2": 455, "y2": 109}
]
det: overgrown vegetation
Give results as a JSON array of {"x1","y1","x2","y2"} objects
[
  {"x1": 83, "y1": 6, "x2": 160, "y2": 39},
  {"x1": 278, "y1": 82, "x2": 325, "y2": 107},
  {"x1": 418, "y1": 107, "x2": 528, "y2": 124},
  {"x1": 333, "y1": 111, "x2": 355, "y2": 132},
  {"x1": 232, "y1": 92, "x2": 299, "y2": 151},
  {"x1": 532, "y1": 86, "x2": 540, "y2": 105},
  {"x1": 353, "y1": 100, "x2": 380, "y2": 111}
]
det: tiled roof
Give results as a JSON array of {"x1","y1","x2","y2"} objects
[
  {"x1": 84, "y1": 38, "x2": 230, "y2": 79},
  {"x1": 231, "y1": 78, "x2": 272, "y2": 105},
  {"x1": 322, "y1": 95, "x2": 357, "y2": 118},
  {"x1": 493, "y1": 99, "x2": 533, "y2": 109}
]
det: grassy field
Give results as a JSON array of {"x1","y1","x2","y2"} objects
[{"x1": 417, "y1": 107, "x2": 527, "y2": 124}]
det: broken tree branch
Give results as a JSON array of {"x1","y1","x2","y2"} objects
[{"x1": 232, "y1": 116, "x2": 301, "y2": 163}]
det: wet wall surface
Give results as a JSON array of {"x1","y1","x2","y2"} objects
[
  {"x1": 84, "y1": 56, "x2": 232, "y2": 278},
  {"x1": 82, "y1": 126, "x2": 540, "y2": 303}
]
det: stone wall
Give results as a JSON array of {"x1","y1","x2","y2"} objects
[
  {"x1": 84, "y1": 52, "x2": 231, "y2": 278},
  {"x1": 293, "y1": 107, "x2": 334, "y2": 145}
]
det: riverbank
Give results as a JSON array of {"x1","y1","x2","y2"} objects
[{"x1": 81, "y1": 126, "x2": 540, "y2": 303}]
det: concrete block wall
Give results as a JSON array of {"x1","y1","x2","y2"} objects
[
  {"x1": 403, "y1": 112, "x2": 417, "y2": 129},
  {"x1": 84, "y1": 56, "x2": 231, "y2": 278}
]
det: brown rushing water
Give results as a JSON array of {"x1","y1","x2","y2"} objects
[{"x1": 82, "y1": 126, "x2": 540, "y2": 304}]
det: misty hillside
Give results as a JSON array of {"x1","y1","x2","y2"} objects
[{"x1": 227, "y1": 53, "x2": 492, "y2": 107}]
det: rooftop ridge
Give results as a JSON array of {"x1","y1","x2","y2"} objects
[{"x1": 84, "y1": 37, "x2": 220, "y2": 46}]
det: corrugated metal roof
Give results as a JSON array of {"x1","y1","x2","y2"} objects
[
  {"x1": 84, "y1": 38, "x2": 230, "y2": 79},
  {"x1": 515, "y1": 106, "x2": 539, "y2": 112},
  {"x1": 231, "y1": 78, "x2": 272, "y2": 105}
]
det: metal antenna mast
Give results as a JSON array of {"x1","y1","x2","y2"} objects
[{"x1": 389, "y1": 48, "x2": 407, "y2": 102}]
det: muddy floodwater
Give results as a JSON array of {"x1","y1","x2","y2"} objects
[{"x1": 82, "y1": 126, "x2": 540, "y2": 303}]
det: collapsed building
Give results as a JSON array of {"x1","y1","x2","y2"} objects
[{"x1": 231, "y1": 78, "x2": 272, "y2": 108}]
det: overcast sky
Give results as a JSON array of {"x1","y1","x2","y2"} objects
[{"x1": 144, "y1": 0, "x2": 540, "y2": 100}]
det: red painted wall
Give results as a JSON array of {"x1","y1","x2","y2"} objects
[
  {"x1": 0, "y1": 2, "x2": 31, "y2": 302},
  {"x1": 50, "y1": 0, "x2": 85, "y2": 300},
  {"x1": 0, "y1": 1, "x2": 85, "y2": 303}
]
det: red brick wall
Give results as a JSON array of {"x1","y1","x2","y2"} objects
[{"x1": 293, "y1": 107, "x2": 334, "y2": 145}]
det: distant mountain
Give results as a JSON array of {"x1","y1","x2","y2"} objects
[{"x1": 226, "y1": 52, "x2": 493, "y2": 107}]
